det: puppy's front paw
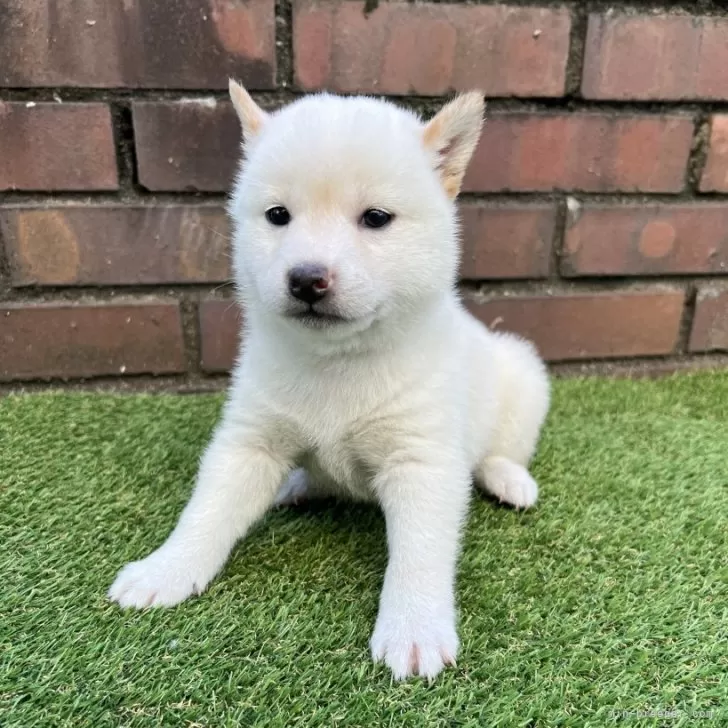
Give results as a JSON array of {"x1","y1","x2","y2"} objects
[
  {"x1": 108, "y1": 546, "x2": 213, "y2": 609},
  {"x1": 370, "y1": 605, "x2": 459, "y2": 681}
]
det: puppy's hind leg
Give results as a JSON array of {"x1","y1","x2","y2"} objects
[{"x1": 475, "y1": 333, "x2": 550, "y2": 511}]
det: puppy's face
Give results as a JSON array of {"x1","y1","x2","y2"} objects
[{"x1": 228, "y1": 83, "x2": 483, "y2": 337}]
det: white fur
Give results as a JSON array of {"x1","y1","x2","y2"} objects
[{"x1": 109, "y1": 86, "x2": 550, "y2": 681}]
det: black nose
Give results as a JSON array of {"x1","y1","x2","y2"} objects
[{"x1": 287, "y1": 264, "x2": 331, "y2": 305}]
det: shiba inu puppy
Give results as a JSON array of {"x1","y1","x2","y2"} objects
[{"x1": 109, "y1": 81, "x2": 550, "y2": 680}]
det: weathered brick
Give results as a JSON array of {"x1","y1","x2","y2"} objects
[
  {"x1": 0, "y1": 0, "x2": 275, "y2": 89},
  {"x1": 458, "y1": 203, "x2": 554, "y2": 279},
  {"x1": 689, "y1": 288, "x2": 728, "y2": 353},
  {"x1": 583, "y1": 14, "x2": 728, "y2": 101},
  {"x1": 463, "y1": 113, "x2": 693, "y2": 193},
  {"x1": 0, "y1": 302, "x2": 185, "y2": 381},
  {"x1": 699, "y1": 115, "x2": 728, "y2": 192},
  {"x1": 133, "y1": 101, "x2": 240, "y2": 192},
  {"x1": 465, "y1": 291, "x2": 685, "y2": 361},
  {"x1": 199, "y1": 300, "x2": 243, "y2": 373},
  {"x1": 0, "y1": 103, "x2": 117, "y2": 191},
  {"x1": 294, "y1": 1, "x2": 570, "y2": 96},
  {"x1": 1, "y1": 205, "x2": 230, "y2": 286},
  {"x1": 563, "y1": 203, "x2": 728, "y2": 277}
]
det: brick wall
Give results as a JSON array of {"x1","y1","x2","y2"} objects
[{"x1": 2, "y1": 0, "x2": 728, "y2": 390}]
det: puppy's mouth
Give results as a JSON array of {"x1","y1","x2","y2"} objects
[{"x1": 288, "y1": 306, "x2": 350, "y2": 328}]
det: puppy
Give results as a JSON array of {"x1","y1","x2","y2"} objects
[{"x1": 109, "y1": 82, "x2": 550, "y2": 681}]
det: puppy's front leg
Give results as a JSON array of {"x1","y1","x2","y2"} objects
[
  {"x1": 370, "y1": 459, "x2": 470, "y2": 680},
  {"x1": 109, "y1": 420, "x2": 292, "y2": 608}
]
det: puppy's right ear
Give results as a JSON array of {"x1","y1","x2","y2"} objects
[{"x1": 229, "y1": 79, "x2": 269, "y2": 144}]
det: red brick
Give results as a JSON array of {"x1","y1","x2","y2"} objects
[
  {"x1": 458, "y1": 203, "x2": 554, "y2": 279},
  {"x1": 0, "y1": 103, "x2": 117, "y2": 191},
  {"x1": 0, "y1": 205, "x2": 231, "y2": 286},
  {"x1": 689, "y1": 288, "x2": 728, "y2": 353},
  {"x1": 0, "y1": 0, "x2": 275, "y2": 89},
  {"x1": 133, "y1": 101, "x2": 240, "y2": 192},
  {"x1": 294, "y1": 1, "x2": 570, "y2": 96},
  {"x1": 199, "y1": 300, "x2": 243, "y2": 373},
  {"x1": 700, "y1": 115, "x2": 728, "y2": 192},
  {"x1": 0, "y1": 302, "x2": 185, "y2": 381},
  {"x1": 563, "y1": 203, "x2": 728, "y2": 277},
  {"x1": 463, "y1": 113, "x2": 693, "y2": 193},
  {"x1": 582, "y1": 14, "x2": 728, "y2": 101},
  {"x1": 465, "y1": 291, "x2": 685, "y2": 361}
]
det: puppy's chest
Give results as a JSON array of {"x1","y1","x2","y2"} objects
[
  {"x1": 294, "y1": 413, "x2": 396, "y2": 500},
  {"x1": 300, "y1": 441, "x2": 373, "y2": 500},
  {"x1": 273, "y1": 366, "x2": 417, "y2": 497}
]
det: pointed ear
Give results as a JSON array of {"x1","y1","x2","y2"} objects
[
  {"x1": 422, "y1": 92, "x2": 485, "y2": 199},
  {"x1": 229, "y1": 78, "x2": 269, "y2": 143}
]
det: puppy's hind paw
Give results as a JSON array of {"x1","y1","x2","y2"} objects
[
  {"x1": 274, "y1": 468, "x2": 312, "y2": 507},
  {"x1": 479, "y1": 456, "x2": 539, "y2": 510}
]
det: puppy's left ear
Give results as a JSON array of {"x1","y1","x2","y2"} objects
[
  {"x1": 422, "y1": 92, "x2": 485, "y2": 199},
  {"x1": 229, "y1": 78, "x2": 269, "y2": 145}
]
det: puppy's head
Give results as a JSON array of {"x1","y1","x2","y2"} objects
[{"x1": 227, "y1": 81, "x2": 483, "y2": 340}]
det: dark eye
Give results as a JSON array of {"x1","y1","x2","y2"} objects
[
  {"x1": 361, "y1": 208, "x2": 393, "y2": 229},
  {"x1": 265, "y1": 206, "x2": 291, "y2": 226}
]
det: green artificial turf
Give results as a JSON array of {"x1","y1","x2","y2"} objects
[{"x1": 2, "y1": 373, "x2": 727, "y2": 727}]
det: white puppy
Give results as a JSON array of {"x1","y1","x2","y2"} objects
[{"x1": 109, "y1": 82, "x2": 550, "y2": 681}]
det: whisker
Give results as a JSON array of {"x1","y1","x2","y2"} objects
[
  {"x1": 197, "y1": 224, "x2": 233, "y2": 242},
  {"x1": 224, "y1": 300, "x2": 242, "y2": 317}
]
